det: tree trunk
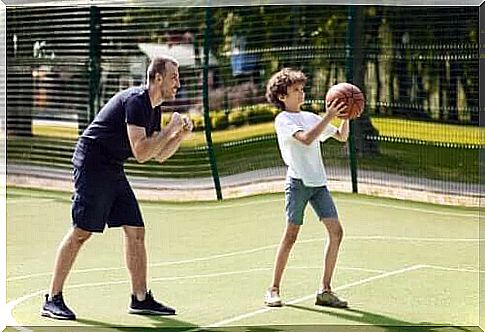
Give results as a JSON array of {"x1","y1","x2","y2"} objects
[
  {"x1": 438, "y1": 61, "x2": 448, "y2": 121},
  {"x1": 415, "y1": 62, "x2": 427, "y2": 117},
  {"x1": 448, "y1": 61, "x2": 461, "y2": 122},
  {"x1": 411, "y1": 60, "x2": 430, "y2": 119},
  {"x1": 352, "y1": 6, "x2": 379, "y2": 155},
  {"x1": 390, "y1": 9, "x2": 411, "y2": 117},
  {"x1": 464, "y1": 66, "x2": 479, "y2": 124},
  {"x1": 7, "y1": 64, "x2": 33, "y2": 137}
]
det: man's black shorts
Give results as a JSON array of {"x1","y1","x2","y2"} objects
[{"x1": 71, "y1": 138, "x2": 144, "y2": 233}]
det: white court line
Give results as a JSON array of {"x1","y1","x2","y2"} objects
[
  {"x1": 9, "y1": 192, "x2": 478, "y2": 218},
  {"x1": 7, "y1": 235, "x2": 481, "y2": 282},
  {"x1": 143, "y1": 197, "x2": 478, "y2": 219},
  {"x1": 339, "y1": 236, "x2": 482, "y2": 243},
  {"x1": 423, "y1": 264, "x2": 485, "y2": 274},
  {"x1": 5, "y1": 265, "x2": 382, "y2": 329},
  {"x1": 142, "y1": 198, "x2": 283, "y2": 211},
  {"x1": 7, "y1": 243, "x2": 279, "y2": 282},
  {"x1": 289, "y1": 266, "x2": 387, "y2": 274},
  {"x1": 7, "y1": 263, "x2": 481, "y2": 329},
  {"x1": 7, "y1": 198, "x2": 57, "y2": 204},
  {"x1": 207, "y1": 265, "x2": 425, "y2": 328},
  {"x1": 337, "y1": 199, "x2": 479, "y2": 219}
]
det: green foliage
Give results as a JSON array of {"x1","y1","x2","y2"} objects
[
  {"x1": 210, "y1": 111, "x2": 229, "y2": 130},
  {"x1": 228, "y1": 109, "x2": 246, "y2": 127},
  {"x1": 162, "y1": 112, "x2": 172, "y2": 127},
  {"x1": 247, "y1": 104, "x2": 278, "y2": 124},
  {"x1": 189, "y1": 112, "x2": 205, "y2": 131}
]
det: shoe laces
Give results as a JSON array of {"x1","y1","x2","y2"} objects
[
  {"x1": 51, "y1": 293, "x2": 69, "y2": 309},
  {"x1": 143, "y1": 290, "x2": 159, "y2": 304},
  {"x1": 145, "y1": 290, "x2": 154, "y2": 300},
  {"x1": 268, "y1": 287, "x2": 280, "y2": 297},
  {"x1": 324, "y1": 291, "x2": 345, "y2": 301}
]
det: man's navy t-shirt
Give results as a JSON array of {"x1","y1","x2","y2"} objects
[{"x1": 73, "y1": 87, "x2": 161, "y2": 168}]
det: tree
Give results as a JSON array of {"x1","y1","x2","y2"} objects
[{"x1": 351, "y1": 6, "x2": 380, "y2": 155}]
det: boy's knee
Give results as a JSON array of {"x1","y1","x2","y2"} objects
[
  {"x1": 333, "y1": 227, "x2": 343, "y2": 241},
  {"x1": 283, "y1": 223, "x2": 300, "y2": 244},
  {"x1": 323, "y1": 219, "x2": 343, "y2": 240},
  {"x1": 284, "y1": 233, "x2": 298, "y2": 244}
]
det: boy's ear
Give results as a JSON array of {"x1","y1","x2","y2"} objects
[{"x1": 278, "y1": 94, "x2": 286, "y2": 102}]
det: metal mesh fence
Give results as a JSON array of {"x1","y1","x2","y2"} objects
[{"x1": 6, "y1": 5, "x2": 481, "y2": 199}]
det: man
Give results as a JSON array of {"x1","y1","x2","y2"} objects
[
  {"x1": 264, "y1": 68, "x2": 350, "y2": 308},
  {"x1": 41, "y1": 55, "x2": 193, "y2": 320}
]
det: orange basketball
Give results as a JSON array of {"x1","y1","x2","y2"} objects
[{"x1": 325, "y1": 83, "x2": 365, "y2": 120}]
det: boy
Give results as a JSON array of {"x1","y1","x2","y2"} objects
[{"x1": 265, "y1": 68, "x2": 350, "y2": 308}]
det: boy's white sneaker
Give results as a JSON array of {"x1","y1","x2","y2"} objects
[{"x1": 264, "y1": 287, "x2": 282, "y2": 307}]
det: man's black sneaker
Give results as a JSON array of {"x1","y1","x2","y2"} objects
[
  {"x1": 128, "y1": 290, "x2": 176, "y2": 315},
  {"x1": 41, "y1": 293, "x2": 76, "y2": 320}
]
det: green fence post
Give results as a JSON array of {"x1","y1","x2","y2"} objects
[
  {"x1": 85, "y1": 5, "x2": 101, "y2": 135},
  {"x1": 479, "y1": 5, "x2": 484, "y2": 328},
  {"x1": 203, "y1": 4, "x2": 223, "y2": 200},
  {"x1": 346, "y1": 5, "x2": 358, "y2": 194}
]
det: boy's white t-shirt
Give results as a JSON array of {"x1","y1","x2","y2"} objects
[{"x1": 275, "y1": 111, "x2": 338, "y2": 187}]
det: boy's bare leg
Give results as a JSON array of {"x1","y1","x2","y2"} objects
[
  {"x1": 271, "y1": 223, "x2": 301, "y2": 289},
  {"x1": 320, "y1": 219, "x2": 343, "y2": 291}
]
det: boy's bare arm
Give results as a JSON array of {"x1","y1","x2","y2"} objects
[
  {"x1": 333, "y1": 119, "x2": 349, "y2": 142},
  {"x1": 293, "y1": 100, "x2": 347, "y2": 145}
]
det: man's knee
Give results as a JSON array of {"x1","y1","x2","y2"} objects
[
  {"x1": 70, "y1": 227, "x2": 92, "y2": 245},
  {"x1": 123, "y1": 226, "x2": 145, "y2": 244}
]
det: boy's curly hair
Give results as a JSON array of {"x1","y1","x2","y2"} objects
[{"x1": 266, "y1": 68, "x2": 307, "y2": 110}]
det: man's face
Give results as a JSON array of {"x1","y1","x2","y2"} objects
[
  {"x1": 281, "y1": 83, "x2": 305, "y2": 112},
  {"x1": 157, "y1": 62, "x2": 180, "y2": 100}
]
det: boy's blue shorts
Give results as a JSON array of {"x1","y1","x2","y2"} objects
[
  {"x1": 284, "y1": 177, "x2": 339, "y2": 226},
  {"x1": 71, "y1": 138, "x2": 144, "y2": 233}
]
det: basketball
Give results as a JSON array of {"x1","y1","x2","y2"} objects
[{"x1": 325, "y1": 83, "x2": 365, "y2": 120}]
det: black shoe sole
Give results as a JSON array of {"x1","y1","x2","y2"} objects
[
  {"x1": 128, "y1": 308, "x2": 176, "y2": 315},
  {"x1": 41, "y1": 310, "x2": 76, "y2": 320},
  {"x1": 315, "y1": 301, "x2": 348, "y2": 308}
]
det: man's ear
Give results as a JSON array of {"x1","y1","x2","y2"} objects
[{"x1": 155, "y1": 72, "x2": 163, "y2": 82}]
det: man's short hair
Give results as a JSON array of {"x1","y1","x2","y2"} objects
[
  {"x1": 266, "y1": 68, "x2": 307, "y2": 110},
  {"x1": 146, "y1": 55, "x2": 179, "y2": 83}
]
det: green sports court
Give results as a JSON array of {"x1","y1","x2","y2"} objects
[
  {"x1": 5, "y1": 2, "x2": 484, "y2": 332},
  {"x1": 6, "y1": 187, "x2": 482, "y2": 331}
]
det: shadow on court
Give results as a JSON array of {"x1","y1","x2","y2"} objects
[
  {"x1": 76, "y1": 316, "x2": 202, "y2": 331},
  {"x1": 285, "y1": 304, "x2": 479, "y2": 332}
]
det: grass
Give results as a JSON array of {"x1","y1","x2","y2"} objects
[
  {"x1": 6, "y1": 187, "x2": 481, "y2": 330},
  {"x1": 32, "y1": 116, "x2": 483, "y2": 147},
  {"x1": 10, "y1": 116, "x2": 480, "y2": 184},
  {"x1": 370, "y1": 117, "x2": 482, "y2": 146},
  {"x1": 8, "y1": 134, "x2": 478, "y2": 184}
]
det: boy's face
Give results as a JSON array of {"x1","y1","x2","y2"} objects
[{"x1": 280, "y1": 83, "x2": 305, "y2": 112}]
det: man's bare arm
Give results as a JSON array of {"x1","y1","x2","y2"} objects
[
  {"x1": 153, "y1": 133, "x2": 184, "y2": 163},
  {"x1": 127, "y1": 112, "x2": 183, "y2": 163},
  {"x1": 154, "y1": 116, "x2": 194, "y2": 163}
]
